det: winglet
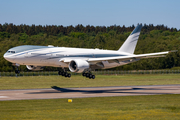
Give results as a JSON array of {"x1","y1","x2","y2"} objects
[{"x1": 118, "y1": 24, "x2": 142, "y2": 54}]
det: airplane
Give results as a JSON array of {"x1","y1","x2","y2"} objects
[{"x1": 3, "y1": 24, "x2": 174, "y2": 79}]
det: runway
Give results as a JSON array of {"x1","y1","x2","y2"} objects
[{"x1": 0, "y1": 85, "x2": 180, "y2": 101}]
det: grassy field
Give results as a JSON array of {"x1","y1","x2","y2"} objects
[
  {"x1": 1, "y1": 74, "x2": 180, "y2": 119},
  {"x1": 0, "y1": 74, "x2": 180, "y2": 90},
  {"x1": 0, "y1": 94, "x2": 180, "y2": 119}
]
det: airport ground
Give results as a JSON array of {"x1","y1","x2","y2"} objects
[
  {"x1": 1, "y1": 74, "x2": 180, "y2": 90},
  {"x1": 1, "y1": 74, "x2": 180, "y2": 119}
]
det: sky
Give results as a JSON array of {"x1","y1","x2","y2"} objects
[{"x1": 0, "y1": 0, "x2": 180, "y2": 29}]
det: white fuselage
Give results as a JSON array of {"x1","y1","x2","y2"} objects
[{"x1": 4, "y1": 46, "x2": 136, "y2": 69}]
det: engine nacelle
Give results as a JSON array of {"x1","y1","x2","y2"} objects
[
  {"x1": 26, "y1": 65, "x2": 44, "y2": 71},
  {"x1": 69, "y1": 59, "x2": 89, "y2": 73}
]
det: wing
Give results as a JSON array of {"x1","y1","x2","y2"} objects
[
  {"x1": 87, "y1": 51, "x2": 174, "y2": 64},
  {"x1": 59, "y1": 50, "x2": 177, "y2": 64}
]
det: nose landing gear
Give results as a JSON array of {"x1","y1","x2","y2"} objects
[
  {"x1": 13, "y1": 63, "x2": 20, "y2": 74},
  {"x1": 15, "y1": 69, "x2": 20, "y2": 74}
]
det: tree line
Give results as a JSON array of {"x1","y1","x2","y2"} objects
[
  {"x1": 0, "y1": 23, "x2": 178, "y2": 36},
  {"x1": 0, "y1": 23, "x2": 180, "y2": 72}
]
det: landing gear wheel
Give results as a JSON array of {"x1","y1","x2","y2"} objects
[
  {"x1": 61, "y1": 72, "x2": 71, "y2": 78},
  {"x1": 15, "y1": 70, "x2": 20, "y2": 74},
  {"x1": 82, "y1": 73, "x2": 86, "y2": 76},
  {"x1": 86, "y1": 73, "x2": 89, "y2": 78},
  {"x1": 58, "y1": 71, "x2": 62, "y2": 75},
  {"x1": 89, "y1": 74, "x2": 92, "y2": 79},
  {"x1": 67, "y1": 74, "x2": 71, "y2": 78},
  {"x1": 58, "y1": 69, "x2": 71, "y2": 78},
  {"x1": 92, "y1": 75, "x2": 95, "y2": 79},
  {"x1": 65, "y1": 73, "x2": 69, "y2": 77},
  {"x1": 62, "y1": 72, "x2": 65, "y2": 76}
]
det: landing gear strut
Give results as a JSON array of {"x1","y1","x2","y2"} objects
[
  {"x1": 58, "y1": 70, "x2": 71, "y2": 78},
  {"x1": 82, "y1": 72, "x2": 95, "y2": 79},
  {"x1": 15, "y1": 69, "x2": 20, "y2": 74},
  {"x1": 13, "y1": 63, "x2": 20, "y2": 74}
]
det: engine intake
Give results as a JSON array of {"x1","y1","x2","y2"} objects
[
  {"x1": 26, "y1": 65, "x2": 44, "y2": 71},
  {"x1": 69, "y1": 59, "x2": 89, "y2": 73}
]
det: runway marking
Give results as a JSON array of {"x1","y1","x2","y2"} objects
[
  {"x1": 0, "y1": 85, "x2": 180, "y2": 101},
  {"x1": 0, "y1": 96, "x2": 8, "y2": 98}
]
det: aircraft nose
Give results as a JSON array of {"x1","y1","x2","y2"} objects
[{"x1": 3, "y1": 53, "x2": 15, "y2": 62}]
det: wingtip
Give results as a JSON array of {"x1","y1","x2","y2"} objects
[{"x1": 169, "y1": 50, "x2": 178, "y2": 53}]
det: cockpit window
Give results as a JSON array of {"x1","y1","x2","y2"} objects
[{"x1": 7, "y1": 51, "x2": 15, "y2": 53}]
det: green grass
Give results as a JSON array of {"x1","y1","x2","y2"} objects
[
  {"x1": 0, "y1": 95, "x2": 180, "y2": 119},
  {"x1": 1, "y1": 74, "x2": 180, "y2": 90},
  {"x1": 1, "y1": 75, "x2": 180, "y2": 119}
]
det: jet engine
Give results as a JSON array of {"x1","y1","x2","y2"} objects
[
  {"x1": 26, "y1": 65, "x2": 44, "y2": 71},
  {"x1": 69, "y1": 59, "x2": 89, "y2": 73}
]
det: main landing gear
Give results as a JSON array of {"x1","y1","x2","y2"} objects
[
  {"x1": 58, "y1": 71, "x2": 71, "y2": 78},
  {"x1": 82, "y1": 72, "x2": 95, "y2": 79}
]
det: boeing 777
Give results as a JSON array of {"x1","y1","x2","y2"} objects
[{"x1": 3, "y1": 24, "x2": 174, "y2": 79}]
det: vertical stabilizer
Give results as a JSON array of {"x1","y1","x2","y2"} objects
[{"x1": 118, "y1": 24, "x2": 142, "y2": 54}]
